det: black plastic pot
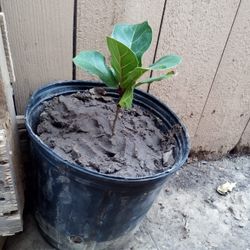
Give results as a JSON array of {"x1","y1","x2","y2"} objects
[{"x1": 25, "y1": 80, "x2": 190, "y2": 250}]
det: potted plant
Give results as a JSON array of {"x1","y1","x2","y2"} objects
[{"x1": 25, "y1": 21, "x2": 190, "y2": 250}]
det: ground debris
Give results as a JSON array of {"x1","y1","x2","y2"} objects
[
  {"x1": 158, "y1": 202, "x2": 165, "y2": 210},
  {"x1": 181, "y1": 213, "x2": 190, "y2": 239},
  {"x1": 3, "y1": 156, "x2": 250, "y2": 250},
  {"x1": 216, "y1": 181, "x2": 236, "y2": 195}
]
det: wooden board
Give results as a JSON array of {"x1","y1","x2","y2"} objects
[
  {"x1": 0, "y1": 0, "x2": 74, "y2": 114},
  {"x1": 0, "y1": 13, "x2": 23, "y2": 236},
  {"x1": 75, "y1": 0, "x2": 165, "y2": 83},
  {"x1": 193, "y1": 0, "x2": 250, "y2": 154},
  {"x1": 149, "y1": 0, "x2": 240, "y2": 140}
]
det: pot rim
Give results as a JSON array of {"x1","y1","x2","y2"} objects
[{"x1": 25, "y1": 80, "x2": 190, "y2": 183}]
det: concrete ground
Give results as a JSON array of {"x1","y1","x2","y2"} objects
[{"x1": 3, "y1": 156, "x2": 250, "y2": 250}]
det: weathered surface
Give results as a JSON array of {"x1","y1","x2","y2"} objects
[
  {"x1": 193, "y1": 0, "x2": 250, "y2": 155},
  {"x1": 0, "y1": 0, "x2": 248, "y2": 155},
  {"x1": 0, "y1": 13, "x2": 23, "y2": 236},
  {"x1": 150, "y1": 0, "x2": 240, "y2": 140},
  {"x1": 75, "y1": 0, "x2": 165, "y2": 81},
  {"x1": 0, "y1": 0, "x2": 74, "y2": 114},
  {"x1": 4, "y1": 156, "x2": 250, "y2": 249}
]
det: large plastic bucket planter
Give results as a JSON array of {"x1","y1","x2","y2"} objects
[{"x1": 25, "y1": 80, "x2": 190, "y2": 250}]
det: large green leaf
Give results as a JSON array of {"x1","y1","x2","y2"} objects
[
  {"x1": 149, "y1": 55, "x2": 182, "y2": 70},
  {"x1": 106, "y1": 37, "x2": 138, "y2": 84},
  {"x1": 135, "y1": 71, "x2": 175, "y2": 87},
  {"x1": 111, "y1": 21, "x2": 152, "y2": 65},
  {"x1": 118, "y1": 87, "x2": 134, "y2": 109},
  {"x1": 121, "y1": 67, "x2": 148, "y2": 89},
  {"x1": 73, "y1": 51, "x2": 118, "y2": 87}
]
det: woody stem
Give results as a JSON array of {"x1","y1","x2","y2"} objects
[{"x1": 111, "y1": 105, "x2": 120, "y2": 136}]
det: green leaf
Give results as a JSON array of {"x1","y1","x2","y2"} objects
[
  {"x1": 111, "y1": 21, "x2": 152, "y2": 65},
  {"x1": 121, "y1": 67, "x2": 148, "y2": 89},
  {"x1": 73, "y1": 51, "x2": 118, "y2": 87},
  {"x1": 149, "y1": 55, "x2": 182, "y2": 70},
  {"x1": 135, "y1": 71, "x2": 175, "y2": 87},
  {"x1": 118, "y1": 87, "x2": 134, "y2": 109},
  {"x1": 106, "y1": 37, "x2": 138, "y2": 84}
]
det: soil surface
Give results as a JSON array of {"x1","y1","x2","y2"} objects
[
  {"x1": 37, "y1": 88, "x2": 176, "y2": 178},
  {"x1": 4, "y1": 156, "x2": 250, "y2": 250}
]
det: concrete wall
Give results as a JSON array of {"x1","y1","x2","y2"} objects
[{"x1": 0, "y1": 0, "x2": 249, "y2": 156}]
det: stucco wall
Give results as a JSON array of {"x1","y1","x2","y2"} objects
[{"x1": 0, "y1": 0, "x2": 249, "y2": 156}]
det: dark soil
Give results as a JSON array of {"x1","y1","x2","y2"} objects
[{"x1": 37, "y1": 88, "x2": 176, "y2": 178}]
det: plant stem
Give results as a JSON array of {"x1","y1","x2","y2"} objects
[{"x1": 112, "y1": 105, "x2": 120, "y2": 136}]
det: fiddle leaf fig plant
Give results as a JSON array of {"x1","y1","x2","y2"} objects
[{"x1": 73, "y1": 21, "x2": 182, "y2": 134}]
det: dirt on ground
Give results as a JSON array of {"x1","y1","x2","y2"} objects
[
  {"x1": 37, "y1": 88, "x2": 176, "y2": 178},
  {"x1": 4, "y1": 156, "x2": 250, "y2": 250}
]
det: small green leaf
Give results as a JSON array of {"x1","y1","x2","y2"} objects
[
  {"x1": 73, "y1": 51, "x2": 118, "y2": 87},
  {"x1": 135, "y1": 71, "x2": 175, "y2": 87},
  {"x1": 149, "y1": 55, "x2": 182, "y2": 70},
  {"x1": 107, "y1": 37, "x2": 138, "y2": 84},
  {"x1": 118, "y1": 87, "x2": 134, "y2": 109},
  {"x1": 111, "y1": 21, "x2": 152, "y2": 65},
  {"x1": 121, "y1": 67, "x2": 148, "y2": 89}
]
